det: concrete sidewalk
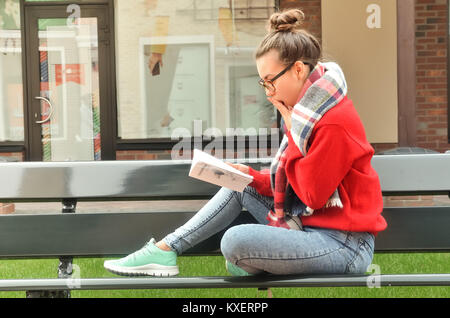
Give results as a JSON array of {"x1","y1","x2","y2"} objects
[
  {"x1": 4, "y1": 195, "x2": 450, "y2": 215},
  {"x1": 10, "y1": 200, "x2": 209, "y2": 215}
]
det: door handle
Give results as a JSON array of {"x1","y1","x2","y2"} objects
[{"x1": 35, "y1": 96, "x2": 54, "y2": 124}]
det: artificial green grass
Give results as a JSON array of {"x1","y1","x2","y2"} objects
[{"x1": 0, "y1": 253, "x2": 449, "y2": 298}]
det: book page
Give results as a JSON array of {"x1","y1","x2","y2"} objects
[
  {"x1": 189, "y1": 149, "x2": 250, "y2": 178},
  {"x1": 189, "y1": 149, "x2": 253, "y2": 192}
]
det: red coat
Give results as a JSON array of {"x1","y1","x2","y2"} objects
[{"x1": 249, "y1": 96, "x2": 387, "y2": 235}]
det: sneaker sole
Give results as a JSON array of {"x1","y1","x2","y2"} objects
[{"x1": 104, "y1": 261, "x2": 179, "y2": 277}]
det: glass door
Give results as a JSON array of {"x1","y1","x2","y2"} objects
[{"x1": 24, "y1": 4, "x2": 115, "y2": 161}]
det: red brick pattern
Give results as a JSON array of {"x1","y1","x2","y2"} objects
[
  {"x1": 0, "y1": 152, "x2": 23, "y2": 162},
  {"x1": 116, "y1": 150, "x2": 168, "y2": 161},
  {"x1": 0, "y1": 203, "x2": 15, "y2": 214},
  {"x1": 280, "y1": 0, "x2": 322, "y2": 39},
  {"x1": 415, "y1": 0, "x2": 450, "y2": 153}
]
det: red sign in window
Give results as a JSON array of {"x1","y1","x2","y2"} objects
[{"x1": 55, "y1": 64, "x2": 85, "y2": 86}]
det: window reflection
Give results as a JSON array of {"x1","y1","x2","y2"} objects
[
  {"x1": 0, "y1": 0, "x2": 24, "y2": 142},
  {"x1": 115, "y1": 0, "x2": 277, "y2": 141},
  {"x1": 142, "y1": 38, "x2": 212, "y2": 138}
]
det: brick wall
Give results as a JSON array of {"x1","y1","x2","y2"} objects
[
  {"x1": 415, "y1": 0, "x2": 450, "y2": 153},
  {"x1": 0, "y1": 152, "x2": 23, "y2": 162},
  {"x1": 389, "y1": 0, "x2": 450, "y2": 207},
  {"x1": 0, "y1": 154, "x2": 22, "y2": 214},
  {"x1": 280, "y1": 0, "x2": 322, "y2": 39},
  {"x1": 116, "y1": 150, "x2": 171, "y2": 160}
]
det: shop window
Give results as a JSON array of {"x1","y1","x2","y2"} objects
[{"x1": 115, "y1": 0, "x2": 278, "y2": 152}]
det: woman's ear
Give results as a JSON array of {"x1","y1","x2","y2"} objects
[{"x1": 294, "y1": 61, "x2": 308, "y2": 81}]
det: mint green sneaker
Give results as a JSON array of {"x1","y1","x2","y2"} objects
[
  {"x1": 225, "y1": 260, "x2": 251, "y2": 276},
  {"x1": 104, "y1": 238, "x2": 179, "y2": 277}
]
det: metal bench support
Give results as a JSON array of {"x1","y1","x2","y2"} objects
[{"x1": 26, "y1": 199, "x2": 77, "y2": 298}]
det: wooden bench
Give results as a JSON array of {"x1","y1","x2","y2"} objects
[{"x1": 0, "y1": 153, "x2": 449, "y2": 297}]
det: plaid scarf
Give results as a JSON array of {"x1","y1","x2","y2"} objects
[{"x1": 270, "y1": 62, "x2": 348, "y2": 218}]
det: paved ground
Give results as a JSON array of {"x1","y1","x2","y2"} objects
[
  {"x1": 12, "y1": 200, "x2": 210, "y2": 215},
  {"x1": 7, "y1": 195, "x2": 450, "y2": 215}
]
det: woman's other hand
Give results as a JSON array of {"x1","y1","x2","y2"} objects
[
  {"x1": 225, "y1": 162, "x2": 250, "y2": 175},
  {"x1": 268, "y1": 97, "x2": 293, "y2": 131}
]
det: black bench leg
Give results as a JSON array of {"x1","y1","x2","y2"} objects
[
  {"x1": 57, "y1": 256, "x2": 74, "y2": 298},
  {"x1": 55, "y1": 199, "x2": 78, "y2": 298},
  {"x1": 26, "y1": 200, "x2": 78, "y2": 298},
  {"x1": 26, "y1": 289, "x2": 70, "y2": 298},
  {"x1": 25, "y1": 259, "x2": 72, "y2": 298}
]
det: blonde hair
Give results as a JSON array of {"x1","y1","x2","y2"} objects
[{"x1": 255, "y1": 9, "x2": 322, "y2": 67}]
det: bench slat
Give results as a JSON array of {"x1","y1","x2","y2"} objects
[
  {"x1": 1, "y1": 207, "x2": 449, "y2": 258},
  {"x1": 0, "y1": 154, "x2": 448, "y2": 201},
  {"x1": 372, "y1": 154, "x2": 450, "y2": 194},
  {"x1": 375, "y1": 206, "x2": 450, "y2": 252},
  {"x1": 0, "y1": 274, "x2": 450, "y2": 291},
  {"x1": 0, "y1": 160, "x2": 221, "y2": 201},
  {"x1": 0, "y1": 211, "x2": 257, "y2": 258}
]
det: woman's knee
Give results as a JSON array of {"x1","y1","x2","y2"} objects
[{"x1": 220, "y1": 225, "x2": 252, "y2": 263}]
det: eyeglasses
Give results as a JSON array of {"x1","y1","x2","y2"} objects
[{"x1": 258, "y1": 61, "x2": 311, "y2": 93}]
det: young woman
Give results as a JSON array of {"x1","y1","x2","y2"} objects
[{"x1": 104, "y1": 9, "x2": 387, "y2": 277}]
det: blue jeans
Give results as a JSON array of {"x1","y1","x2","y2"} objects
[{"x1": 163, "y1": 186, "x2": 375, "y2": 275}]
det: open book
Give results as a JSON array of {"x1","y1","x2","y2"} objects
[{"x1": 189, "y1": 149, "x2": 254, "y2": 192}]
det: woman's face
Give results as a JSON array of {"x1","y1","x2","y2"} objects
[{"x1": 256, "y1": 49, "x2": 309, "y2": 109}]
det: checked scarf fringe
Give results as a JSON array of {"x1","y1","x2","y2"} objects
[{"x1": 270, "y1": 62, "x2": 347, "y2": 218}]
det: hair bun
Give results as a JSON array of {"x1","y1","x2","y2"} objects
[{"x1": 268, "y1": 9, "x2": 305, "y2": 32}]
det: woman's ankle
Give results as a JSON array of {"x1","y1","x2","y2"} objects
[{"x1": 155, "y1": 240, "x2": 173, "y2": 252}]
